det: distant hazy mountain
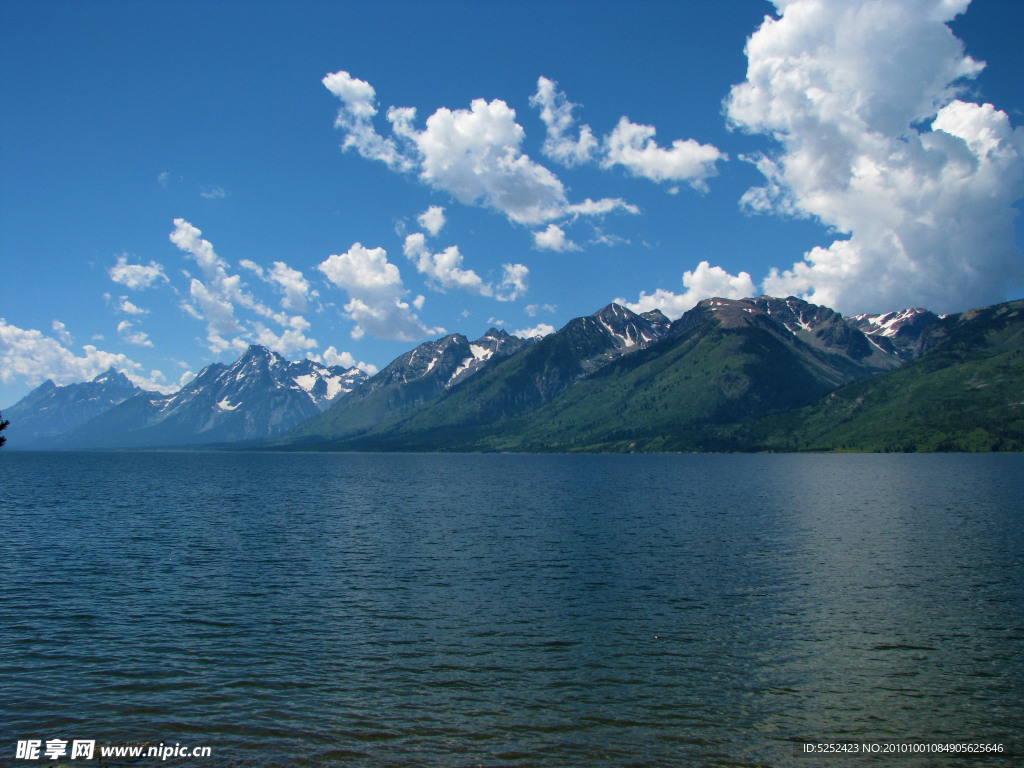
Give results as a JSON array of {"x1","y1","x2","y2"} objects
[
  {"x1": 11, "y1": 346, "x2": 367, "y2": 449},
  {"x1": 4, "y1": 369, "x2": 145, "y2": 447}
]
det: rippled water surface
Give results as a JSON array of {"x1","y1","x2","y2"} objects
[{"x1": 1, "y1": 452, "x2": 1022, "y2": 767}]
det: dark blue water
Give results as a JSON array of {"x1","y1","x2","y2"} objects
[{"x1": 1, "y1": 452, "x2": 1021, "y2": 767}]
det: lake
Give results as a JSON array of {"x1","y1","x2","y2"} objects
[{"x1": 1, "y1": 452, "x2": 1021, "y2": 766}]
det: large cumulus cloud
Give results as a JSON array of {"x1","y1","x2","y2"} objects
[{"x1": 726, "y1": 0, "x2": 1024, "y2": 315}]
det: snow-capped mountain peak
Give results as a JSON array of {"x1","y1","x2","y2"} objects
[
  {"x1": 847, "y1": 307, "x2": 940, "y2": 360},
  {"x1": 588, "y1": 303, "x2": 671, "y2": 350},
  {"x1": 8, "y1": 345, "x2": 371, "y2": 448},
  {"x1": 287, "y1": 358, "x2": 368, "y2": 408},
  {"x1": 851, "y1": 308, "x2": 933, "y2": 337}
]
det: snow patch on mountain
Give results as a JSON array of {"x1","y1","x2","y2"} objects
[
  {"x1": 853, "y1": 308, "x2": 930, "y2": 338},
  {"x1": 470, "y1": 343, "x2": 494, "y2": 362}
]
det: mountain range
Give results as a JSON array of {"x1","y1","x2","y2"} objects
[
  {"x1": 4, "y1": 369, "x2": 144, "y2": 445},
  {"x1": 5, "y1": 295, "x2": 1023, "y2": 452},
  {"x1": 8, "y1": 345, "x2": 367, "y2": 449}
]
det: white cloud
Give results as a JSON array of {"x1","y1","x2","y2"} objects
[
  {"x1": 169, "y1": 219, "x2": 319, "y2": 355},
  {"x1": 341, "y1": 297, "x2": 431, "y2": 341},
  {"x1": 589, "y1": 229, "x2": 631, "y2": 248},
  {"x1": 0, "y1": 318, "x2": 173, "y2": 393},
  {"x1": 513, "y1": 322, "x2": 555, "y2": 339},
  {"x1": 401, "y1": 232, "x2": 529, "y2": 302},
  {"x1": 524, "y1": 303, "x2": 557, "y2": 317},
  {"x1": 251, "y1": 320, "x2": 317, "y2": 356},
  {"x1": 617, "y1": 260, "x2": 756, "y2": 319},
  {"x1": 51, "y1": 320, "x2": 73, "y2": 346},
  {"x1": 109, "y1": 254, "x2": 168, "y2": 290},
  {"x1": 184, "y1": 277, "x2": 241, "y2": 344},
  {"x1": 726, "y1": 0, "x2": 1024, "y2": 315},
  {"x1": 170, "y1": 218, "x2": 229, "y2": 281},
  {"x1": 312, "y1": 346, "x2": 379, "y2": 375},
  {"x1": 389, "y1": 97, "x2": 571, "y2": 225},
  {"x1": 565, "y1": 197, "x2": 640, "y2": 217},
  {"x1": 240, "y1": 259, "x2": 314, "y2": 312},
  {"x1": 498, "y1": 263, "x2": 529, "y2": 302},
  {"x1": 324, "y1": 71, "x2": 635, "y2": 226},
  {"x1": 157, "y1": 171, "x2": 169, "y2": 188},
  {"x1": 267, "y1": 262, "x2": 312, "y2": 312},
  {"x1": 530, "y1": 76, "x2": 598, "y2": 167},
  {"x1": 117, "y1": 320, "x2": 154, "y2": 347},
  {"x1": 532, "y1": 76, "x2": 726, "y2": 193},
  {"x1": 322, "y1": 70, "x2": 412, "y2": 171},
  {"x1": 319, "y1": 242, "x2": 402, "y2": 296},
  {"x1": 200, "y1": 186, "x2": 227, "y2": 200},
  {"x1": 118, "y1": 297, "x2": 148, "y2": 315},
  {"x1": 239, "y1": 259, "x2": 264, "y2": 277},
  {"x1": 417, "y1": 205, "x2": 446, "y2": 237},
  {"x1": 403, "y1": 233, "x2": 492, "y2": 296},
  {"x1": 602, "y1": 116, "x2": 726, "y2": 190},
  {"x1": 318, "y1": 242, "x2": 442, "y2": 341},
  {"x1": 533, "y1": 223, "x2": 580, "y2": 252}
]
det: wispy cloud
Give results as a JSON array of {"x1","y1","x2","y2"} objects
[
  {"x1": 402, "y1": 231, "x2": 530, "y2": 302},
  {"x1": 51, "y1": 320, "x2": 73, "y2": 346},
  {"x1": 169, "y1": 218, "x2": 318, "y2": 355},
  {"x1": 109, "y1": 254, "x2": 168, "y2": 290},
  {"x1": 117, "y1": 297, "x2": 149, "y2": 315},
  {"x1": 117, "y1": 319, "x2": 154, "y2": 347},
  {"x1": 530, "y1": 76, "x2": 726, "y2": 190},
  {"x1": 524, "y1": 303, "x2": 557, "y2": 317},
  {"x1": 530, "y1": 76, "x2": 598, "y2": 167},
  {"x1": 243, "y1": 260, "x2": 315, "y2": 313},
  {"x1": 323, "y1": 71, "x2": 638, "y2": 228}
]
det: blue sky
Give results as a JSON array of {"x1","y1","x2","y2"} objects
[{"x1": 2, "y1": 0, "x2": 1023, "y2": 408}]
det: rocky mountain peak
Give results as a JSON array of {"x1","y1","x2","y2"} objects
[
  {"x1": 847, "y1": 307, "x2": 940, "y2": 360},
  {"x1": 586, "y1": 302, "x2": 671, "y2": 350},
  {"x1": 91, "y1": 367, "x2": 134, "y2": 387}
]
